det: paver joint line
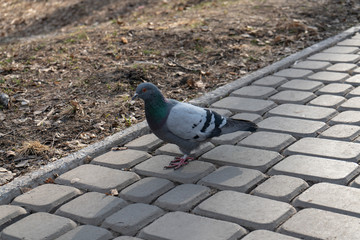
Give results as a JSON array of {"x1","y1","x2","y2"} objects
[{"x1": 1, "y1": 25, "x2": 360, "y2": 240}]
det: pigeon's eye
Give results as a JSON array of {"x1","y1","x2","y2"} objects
[{"x1": 142, "y1": 88, "x2": 147, "y2": 93}]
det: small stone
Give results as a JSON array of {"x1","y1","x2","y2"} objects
[{"x1": 0, "y1": 92, "x2": 9, "y2": 108}]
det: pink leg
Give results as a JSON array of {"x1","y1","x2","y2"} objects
[{"x1": 164, "y1": 155, "x2": 194, "y2": 170}]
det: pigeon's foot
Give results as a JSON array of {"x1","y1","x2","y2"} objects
[{"x1": 164, "y1": 156, "x2": 194, "y2": 170}]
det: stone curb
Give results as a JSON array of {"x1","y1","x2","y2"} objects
[{"x1": 0, "y1": 25, "x2": 359, "y2": 204}]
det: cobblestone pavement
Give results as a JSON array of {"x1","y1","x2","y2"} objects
[{"x1": 3, "y1": 30, "x2": 360, "y2": 240}]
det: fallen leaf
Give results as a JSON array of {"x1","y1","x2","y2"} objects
[
  {"x1": 121, "y1": 37, "x2": 128, "y2": 44},
  {"x1": 44, "y1": 177, "x2": 55, "y2": 184}
]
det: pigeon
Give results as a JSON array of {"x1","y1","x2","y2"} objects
[{"x1": 132, "y1": 82, "x2": 257, "y2": 169}]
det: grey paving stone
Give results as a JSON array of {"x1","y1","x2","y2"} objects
[
  {"x1": 339, "y1": 97, "x2": 360, "y2": 111},
  {"x1": 273, "y1": 69, "x2": 313, "y2": 79},
  {"x1": 326, "y1": 63, "x2": 358, "y2": 72},
  {"x1": 318, "y1": 124, "x2": 360, "y2": 140},
  {"x1": 92, "y1": 149, "x2": 151, "y2": 169},
  {"x1": 55, "y1": 164, "x2": 140, "y2": 193},
  {"x1": 269, "y1": 90, "x2": 316, "y2": 104},
  {"x1": 316, "y1": 83, "x2": 353, "y2": 96},
  {"x1": 284, "y1": 137, "x2": 360, "y2": 162},
  {"x1": 210, "y1": 131, "x2": 250, "y2": 145},
  {"x1": 155, "y1": 142, "x2": 214, "y2": 158},
  {"x1": 134, "y1": 155, "x2": 216, "y2": 184},
  {"x1": 337, "y1": 39, "x2": 360, "y2": 47},
  {"x1": 353, "y1": 67, "x2": 360, "y2": 74},
  {"x1": 113, "y1": 237, "x2": 144, "y2": 240},
  {"x1": 0, "y1": 205, "x2": 27, "y2": 231},
  {"x1": 238, "y1": 131, "x2": 296, "y2": 151},
  {"x1": 193, "y1": 190, "x2": 296, "y2": 230},
  {"x1": 198, "y1": 166, "x2": 266, "y2": 192},
  {"x1": 268, "y1": 155, "x2": 360, "y2": 184},
  {"x1": 242, "y1": 230, "x2": 301, "y2": 240},
  {"x1": 1, "y1": 212, "x2": 76, "y2": 240},
  {"x1": 252, "y1": 75, "x2": 287, "y2": 88},
  {"x1": 207, "y1": 108, "x2": 232, "y2": 117},
  {"x1": 257, "y1": 116, "x2": 327, "y2": 138},
  {"x1": 119, "y1": 177, "x2": 174, "y2": 204},
  {"x1": 200, "y1": 145, "x2": 282, "y2": 172},
  {"x1": 102, "y1": 203, "x2": 164, "y2": 236},
  {"x1": 291, "y1": 60, "x2": 331, "y2": 70},
  {"x1": 139, "y1": 211, "x2": 247, "y2": 240},
  {"x1": 345, "y1": 74, "x2": 360, "y2": 86},
  {"x1": 266, "y1": 103, "x2": 337, "y2": 121},
  {"x1": 307, "y1": 71, "x2": 349, "y2": 83},
  {"x1": 231, "y1": 113, "x2": 262, "y2": 123},
  {"x1": 252, "y1": 175, "x2": 308, "y2": 202},
  {"x1": 328, "y1": 110, "x2": 360, "y2": 125},
  {"x1": 55, "y1": 192, "x2": 128, "y2": 225},
  {"x1": 210, "y1": 96, "x2": 276, "y2": 115},
  {"x1": 293, "y1": 182, "x2": 360, "y2": 217},
  {"x1": 230, "y1": 85, "x2": 277, "y2": 99},
  {"x1": 347, "y1": 86, "x2": 360, "y2": 98},
  {"x1": 56, "y1": 225, "x2": 113, "y2": 240},
  {"x1": 12, "y1": 184, "x2": 81, "y2": 212},
  {"x1": 307, "y1": 52, "x2": 360, "y2": 63},
  {"x1": 307, "y1": 94, "x2": 346, "y2": 108},
  {"x1": 350, "y1": 175, "x2": 360, "y2": 188},
  {"x1": 125, "y1": 134, "x2": 163, "y2": 151},
  {"x1": 277, "y1": 79, "x2": 324, "y2": 92},
  {"x1": 154, "y1": 184, "x2": 211, "y2": 211},
  {"x1": 323, "y1": 46, "x2": 359, "y2": 54},
  {"x1": 278, "y1": 208, "x2": 360, "y2": 240}
]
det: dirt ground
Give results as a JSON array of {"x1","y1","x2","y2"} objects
[{"x1": 0, "y1": 0, "x2": 359, "y2": 185}]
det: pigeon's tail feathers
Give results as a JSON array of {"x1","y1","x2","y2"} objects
[{"x1": 221, "y1": 118, "x2": 257, "y2": 134}]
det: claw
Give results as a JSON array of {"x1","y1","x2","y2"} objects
[{"x1": 164, "y1": 156, "x2": 194, "y2": 170}]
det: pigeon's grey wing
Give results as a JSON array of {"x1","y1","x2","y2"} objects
[{"x1": 166, "y1": 102, "x2": 226, "y2": 141}]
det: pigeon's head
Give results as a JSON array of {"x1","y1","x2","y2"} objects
[{"x1": 132, "y1": 82, "x2": 163, "y2": 101}]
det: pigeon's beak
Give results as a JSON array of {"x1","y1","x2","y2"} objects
[{"x1": 132, "y1": 93, "x2": 139, "y2": 100}]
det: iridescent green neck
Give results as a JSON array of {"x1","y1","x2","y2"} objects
[{"x1": 145, "y1": 94, "x2": 168, "y2": 129}]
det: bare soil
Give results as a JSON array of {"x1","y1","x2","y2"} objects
[{"x1": 0, "y1": 0, "x2": 359, "y2": 185}]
